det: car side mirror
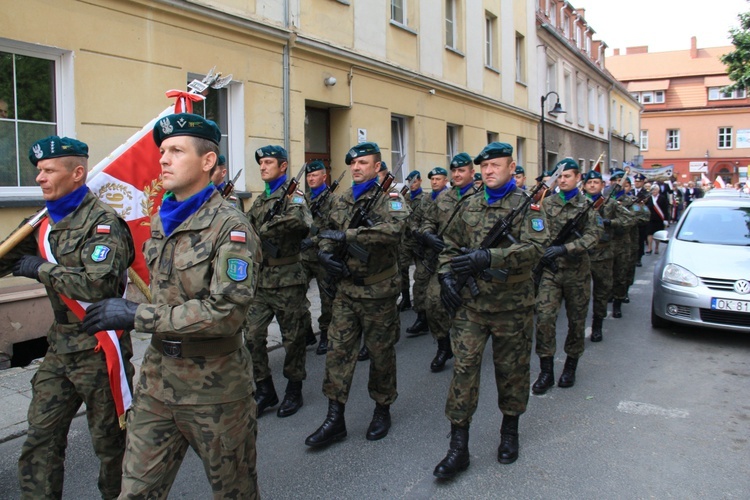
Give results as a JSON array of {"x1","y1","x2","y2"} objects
[{"x1": 653, "y1": 230, "x2": 670, "y2": 243}]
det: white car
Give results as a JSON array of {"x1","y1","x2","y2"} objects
[{"x1": 651, "y1": 197, "x2": 750, "y2": 331}]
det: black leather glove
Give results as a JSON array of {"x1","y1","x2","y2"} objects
[
  {"x1": 318, "y1": 251, "x2": 346, "y2": 279},
  {"x1": 451, "y1": 248, "x2": 491, "y2": 278},
  {"x1": 601, "y1": 218, "x2": 612, "y2": 228},
  {"x1": 541, "y1": 245, "x2": 567, "y2": 265},
  {"x1": 300, "y1": 238, "x2": 314, "y2": 252},
  {"x1": 438, "y1": 273, "x2": 463, "y2": 311},
  {"x1": 422, "y1": 232, "x2": 445, "y2": 252},
  {"x1": 12, "y1": 255, "x2": 47, "y2": 281},
  {"x1": 318, "y1": 230, "x2": 346, "y2": 243},
  {"x1": 82, "y1": 298, "x2": 138, "y2": 334}
]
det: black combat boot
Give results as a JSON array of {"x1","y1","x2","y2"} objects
[
  {"x1": 316, "y1": 330, "x2": 328, "y2": 356},
  {"x1": 622, "y1": 294, "x2": 630, "y2": 304},
  {"x1": 497, "y1": 414, "x2": 519, "y2": 464},
  {"x1": 398, "y1": 288, "x2": 412, "y2": 311},
  {"x1": 433, "y1": 424, "x2": 470, "y2": 479},
  {"x1": 531, "y1": 357, "x2": 555, "y2": 395},
  {"x1": 254, "y1": 377, "x2": 279, "y2": 416},
  {"x1": 590, "y1": 316, "x2": 603, "y2": 342},
  {"x1": 612, "y1": 300, "x2": 623, "y2": 318},
  {"x1": 277, "y1": 380, "x2": 303, "y2": 418},
  {"x1": 406, "y1": 311, "x2": 429, "y2": 336},
  {"x1": 430, "y1": 337, "x2": 453, "y2": 372},
  {"x1": 558, "y1": 356, "x2": 578, "y2": 388},
  {"x1": 305, "y1": 325, "x2": 317, "y2": 346},
  {"x1": 305, "y1": 399, "x2": 347, "y2": 448},
  {"x1": 365, "y1": 403, "x2": 391, "y2": 441},
  {"x1": 357, "y1": 344, "x2": 370, "y2": 361}
]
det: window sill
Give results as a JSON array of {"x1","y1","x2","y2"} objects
[
  {"x1": 0, "y1": 196, "x2": 45, "y2": 209},
  {"x1": 390, "y1": 20, "x2": 417, "y2": 35},
  {"x1": 333, "y1": 0, "x2": 350, "y2": 5},
  {"x1": 445, "y1": 46, "x2": 465, "y2": 57},
  {"x1": 485, "y1": 65, "x2": 500, "y2": 75},
  {"x1": 515, "y1": 79, "x2": 527, "y2": 87}
]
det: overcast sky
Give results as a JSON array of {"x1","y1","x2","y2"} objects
[{"x1": 581, "y1": 0, "x2": 748, "y2": 54}]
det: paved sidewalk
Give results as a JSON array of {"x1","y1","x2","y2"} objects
[{"x1": 0, "y1": 280, "x2": 325, "y2": 443}]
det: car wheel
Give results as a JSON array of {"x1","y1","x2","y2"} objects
[{"x1": 651, "y1": 300, "x2": 670, "y2": 329}]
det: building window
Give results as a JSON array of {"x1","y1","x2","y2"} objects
[
  {"x1": 564, "y1": 70, "x2": 573, "y2": 123},
  {"x1": 630, "y1": 92, "x2": 640, "y2": 103},
  {"x1": 585, "y1": 35, "x2": 592, "y2": 56},
  {"x1": 548, "y1": 1, "x2": 557, "y2": 26},
  {"x1": 485, "y1": 13, "x2": 497, "y2": 68},
  {"x1": 391, "y1": 0, "x2": 406, "y2": 25},
  {"x1": 546, "y1": 60, "x2": 557, "y2": 93},
  {"x1": 445, "y1": 0, "x2": 457, "y2": 49},
  {"x1": 666, "y1": 129, "x2": 680, "y2": 150},
  {"x1": 654, "y1": 90, "x2": 665, "y2": 103},
  {"x1": 562, "y1": 14, "x2": 570, "y2": 39},
  {"x1": 446, "y1": 124, "x2": 460, "y2": 166},
  {"x1": 611, "y1": 99, "x2": 617, "y2": 129},
  {"x1": 391, "y1": 116, "x2": 408, "y2": 183},
  {"x1": 516, "y1": 137, "x2": 525, "y2": 168},
  {"x1": 708, "y1": 87, "x2": 746, "y2": 100},
  {"x1": 575, "y1": 25, "x2": 583, "y2": 48},
  {"x1": 718, "y1": 127, "x2": 733, "y2": 149},
  {"x1": 578, "y1": 158, "x2": 586, "y2": 170},
  {"x1": 587, "y1": 85, "x2": 596, "y2": 126},
  {"x1": 487, "y1": 131, "x2": 498, "y2": 144},
  {"x1": 598, "y1": 90, "x2": 606, "y2": 129},
  {"x1": 640, "y1": 130, "x2": 649, "y2": 151},
  {"x1": 641, "y1": 91, "x2": 654, "y2": 104},
  {"x1": 515, "y1": 33, "x2": 526, "y2": 83},
  {"x1": 576, "y1": 77, "x2": 585, "y2": 126}
]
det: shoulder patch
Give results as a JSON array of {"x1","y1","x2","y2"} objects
[
  {"x1": 292, "y1": 195, "x2": 305, "y2": 204},
  {"x1": 230, "y1": 230, "x2": 247, "y2": 243},
  {"x1": 96, "y1": 225, "x2": 111, "y2": 234},
  {"x1": 530, "y1": 204, "x2": 540, "y2": 211},
  {"x1": 531, "y1": 219, "x2": 545, "y2": 232},
  {"x1": 390, "y1": 200, "x2": 404, "y2": 211},
  {"x1": 226, "y1": 258, "x2": 249, "y2": 281},
  {"x1": 389, "y1": 192, "x2": 399, "y2": 198},
  {"x1": 91, "y1": 245, "x2": 111, "y2": 262}
]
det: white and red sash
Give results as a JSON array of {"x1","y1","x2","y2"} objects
[
  {"x1": 651, "y1": 195, "x2": 665, "y2": 221},
  {"x1": 38, "y1": 218, "x2": 132, "y2": 429}
]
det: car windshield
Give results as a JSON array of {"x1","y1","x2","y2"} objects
[{"x1": 677, "y1": 206, "x2": 750, "y2": 245}]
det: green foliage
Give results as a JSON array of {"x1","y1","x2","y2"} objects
[{"x1": 722, "y1": 11, "x2": 750, "y2": 92}]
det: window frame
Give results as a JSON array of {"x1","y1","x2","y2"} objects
[
  {"x1": 718, "y1": 126, "x2": 733, "y2": 149},
  {"x1": 446, "y1": 124, "x2": 460, "y2": 166},
  {"x1": 641, "y1": 91, "x2": 654, "y2": 104},
  {"x1": 391, "y1": 0, "x2": 406, "y2": 25},
  {"x1": 666, "y1": 129, "x2": 680, "y2": 151},
  {"x1": 515, "y1": 32, "x2": 526, "y2": 84},
  {"x1": 640, "y1": 130, "x2": 649, "y2": 151},
  {"x1": 391, "y1": 115, "x2": 409, "y2": 184},
  {"x1": 484, "y1": 12, "x2": 498, "y2": 69},
  {"x1": 708, "y1": 87, "x2": 747, "y2": 100},
  {"x1": 445, "y1": 0, "x2": 457, "y2": 49},
  {"x1": 654, "y1": 90, "x2": 665, "y2": 103}
]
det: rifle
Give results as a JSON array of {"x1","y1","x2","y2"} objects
[
  {"x1": 221, "y1": 169, "x2": 242, "y2": 199},
  {"x1": 310, "y1": 171, "x2": 345, "y2": 220},
  {"x1": 261, "y1": 165, "x2": 306, "y2": 258},
  {"x1": 320, "y1": 172, "x2": 395, "y2": 297}
]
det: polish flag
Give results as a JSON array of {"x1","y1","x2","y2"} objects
[
  {"x1": 700, "y1": 172, "x2": 711, "y2": 187},
  {"x1": 713, "y1": 175, "x2": 726, "y2": 189}
]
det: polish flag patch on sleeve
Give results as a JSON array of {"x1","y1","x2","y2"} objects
[
  {"x1": 530, "y1": 204, "x2": 541, "y2": 211},
  {"x1": 389, "y1": 192, "x2": 399, "y2": 198},
  {"x1": 96, "y1": 225, "x2": 111, "y2": 234},
  {"x1": 230, "y1": 231, "x2": 247, "y2": 243}
]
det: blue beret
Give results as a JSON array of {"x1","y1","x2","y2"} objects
[
  {"x1": 153, "y1": 113, "x2": 221, "y2": 147},
  {"x1": 609, "y1": 169, "x2": 625, "y2": 180},
  {"x1": 378, "y1": 161, "x2": 388, "y2": 173},
  {"x1": 450, "y1": 152, "x2": 473, "y2": 169},
  {"x1": 473, "y1": 172, "x2": 482, "y2": 181},
  {"x1": 514, "y1": 165, "x2": 525, "y2": 175},
  {"x1": 555, "y1": 157, "x2": 580, "y2": 171},
  {"x1": 345, "y1": 142, "x2": 380, "y2": 165},
  {"x1": 306, "y1": 160, "x2": 326, "y2": 173},
  {"x1": 583, "y1": 170, "x2": 603, "y2": 183},
  {"x1": 474, "y1": 142, "x2": 513, "y2": 165},
  {"x1": 634, "y1": 173, "x2": 647, "y2": 181},
  {"x1": 428, "y1": 167, "x2": 448, "y2": 179},
  {"x1": 217, "y1": 155, "x2": 226, "y2": 166},
  {"x1": 29, "y1": 136, "x2": 89, "y2": 166},
  {"x1": 255, "y1": 145, "x2": 288, "y2": 164},
  {"x1": 406, "y1": 170, "x2": 421, "y2": 181}
]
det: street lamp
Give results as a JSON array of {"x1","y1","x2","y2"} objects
[
  {"x1": 623, "y1": 132, "x2": 635, "y2": 168},
  {"x1": 541, "y1": 91, "x2": 565, "y2": 175}
]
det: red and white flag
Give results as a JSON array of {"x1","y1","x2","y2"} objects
[
  {"x1": 713, "y1": 175, "x2": 726, "y2": 189},
  {"x1": 700, "y1": 172, "x2": 711, "y2": 187}
]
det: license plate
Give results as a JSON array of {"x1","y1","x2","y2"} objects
[{"x1": 711, "y1": 298, "x2": 750, "y2": 313}]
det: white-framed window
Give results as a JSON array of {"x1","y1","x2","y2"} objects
[
  {"x1": 576, "y1": 77, "x2": 585, "y2": 126},
  {"x1": 445, "y1": 0, "x2": 457, "y2": 49},
  {"x1": 611, "y1": 99, "x2": 617, "y2": 129},
  {"x1": 487, "y1": 131, "x2": 498, "y2": 144},
  {"x1": 391, "y1": 115, "x2": 409, "y2": 183},
  {"x1": 391, "y1": 0, "x2": 406, "y2": 25},
  {"x1": 630, "y1": 92, "x2": 640, "y2": 103},
  {"x1": 654, "y1": 90, "x2": 665, "y2": 103},
  {"x1": 574, "y1": 24, "x2": 582, "y2": 47},
  {"x1": 546, "y1": 60, "x2": 557, "y2": 93},
  {"x1": 516, "y1": 137, "x2": 525, "y2": 167},
  {"x1": 619, "y1": 104, "x2": 624, "y2": 132},
  {"x1": 667, "y1": 129, "x2": 680, "y2": 150},
  {"x1": 578, "y1": 158, "x2": 586, "y2": 170},
  {"x1": 564, "y1": 70, "x2": 573, "y2": 123},
  {"x1": 446, "y1": 124, "x2": 460, "y2": 166},
  {"x1": 598, "y1": 90, "x2": 606, "y2": 128},
  {"x1": 548, "y1": 1, "x2": 557, "y2": 26},
  {"x1": 585, "y1": 35, "x2": 592, "y2": 56},
  {"x1": 0, "y1": 42, "x2": 74, "y2": 197},
  {"x1": 587, "y1": 85, "x2": 596, "y2": 126},
  {"x1": 515, "y1": 33, "x2": 526, "y2": 83},
  {"x1": 640, "y1": 130, "x2": 649, "y2": 151},
  {"x1": 718, "y1": 127, "x2": 733, "y2": 149},
  {"x1": 641, "y1": 91, "x2": 654, "y2": 104},
  {"x1": 708, "y1": 87, "x2": 746, "y2": 100},
  {"x1": 562, "y1": 14, "x2": 570, "y2": 39},
  {"x1": 485, "y1": 12, "x2": 497, "y2": 68}
]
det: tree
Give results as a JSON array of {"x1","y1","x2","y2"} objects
[{"x1": 722, "y1": 9, "x2": 750, "y2": 92}]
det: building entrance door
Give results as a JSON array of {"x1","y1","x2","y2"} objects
[{"x1": 304, "y1": 107, "x2": 331, "y2": 186}]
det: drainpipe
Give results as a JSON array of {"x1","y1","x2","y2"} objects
[{"x1": 283, "y1": 0, "x2": 291, "y2": 153}]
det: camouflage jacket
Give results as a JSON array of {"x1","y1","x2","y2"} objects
[
  {"x1": 246, "y1": 180, "x2": 312, "y2": 288},
  {"x1": 588, "y1": 196, "x2": 634, "y2": 261},
  {"x1": 542, "y1": 191, "x2": 602, "y2": 269},
  {"x1": 0, "y1": 191, "x2": 134, "y2": 354},
  {"x1": 439, "y1": 186, "x2": 549, "y2": 312},
  {"x1": 303, "y1": 187, "x2": 336, "y2": 263},
  {"x1": 622, "y1": 194, "x2": 651, "y2": 226},
  {"x1": 421, "y1": 186, "x2": 480, "y2": 235},
  {"x1": 318, "y1": 183, "x2": 410, "y2": 299},
  {"x1": 135, "y1": 190, "x2": 261, "y2": 405}
]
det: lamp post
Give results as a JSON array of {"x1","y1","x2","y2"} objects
[
  {"x1": 541, "y1": 91, "x2": 565, "y2": 175},
  {"x1": 623, "y1": 132, "x2": 635, "y2": 169}
]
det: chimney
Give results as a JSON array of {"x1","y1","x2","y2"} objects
[
  {"x1": 626, "y1": 46, "x2": 649, "y2": 55},
  {"x1": 690, "y1": 36, "x2": 698, "y2": 58},
  {"x1": 614, "y1": 48, "x2": 620, "y2": 56},
  {"x1": 578, "y1": 8, "x2": 585, "y2": 19}
]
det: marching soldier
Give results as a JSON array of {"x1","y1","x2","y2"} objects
[
  {"x1": 0, "y1": 136, "x2": 135, "y2": 500},
  {"x1": 433, "y1": 143, "x2": 547, "y2": 479},
  {"x1": 211, "y1": 154, "x2": 228, "y2": 190},
  {"x1": 397, "y1": 169, "x2": 424, "y2": 312},
  {"x1": 532, "y1": 158, "x2": 601, "y2": 394},
  {"x1": 305, "y1": 142, "x2": 409, "y2": 448},
  {"x1": 615, "y1": 176, "x2": 650, "y2": 308},
  {"x1": 632, "y1": 173, "x2": 649, "y2": 265},
  {"x1": 82, "y1": 114, "x2": 262, "y2": 497},
  {"x1": 245, "y1": 145, "x2": 313, "y2": 417},
  {"x1": 514, "y1": 165, "x2": 527, "y2": 190}
]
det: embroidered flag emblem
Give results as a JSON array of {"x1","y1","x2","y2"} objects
[
  {"x1": 531, "y1": 219, "x2": 545, "y2": 232},
  {"x1": 91, "y1": 245, "x2": 111, "y2": 262},
  {"x1": 390, "y1": 201, "x2": 403, "y2": 211},
  {"x1": 530, "y1": 204, "x2": 540, "y2": 211},
  {"x1": 292, "y1": 196, "x2": 305, "y2": 204},
  {"x1": 230, "y1": 231, "x2": 246, "y2": 243},
  {"x1": 389, "y1": 192, "x2": 399, "y2": 198},
  {"x1": 96, "y1": 225, "x2": 111, "y2": 234},
  {"x1": 227, "y1": 258, "x2": 249, "y2": 281}
]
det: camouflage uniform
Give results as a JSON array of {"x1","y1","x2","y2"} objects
[
  {"x1": 0, "y1": 191, "x2": 135, "y2": 500},
  {"x1": 438, "y1": 187, "x2": 548, "y2": 425},
  {"x1": 409, "y1": 192, "x2": 433, "y2": 315},
  {"x1": 122, "y1": 189, "x2": 261, "y2": 499},
  {"x1": 535, "y1": 191, "x2": 601, "y2": 359},
  {"x1": 318, "y1": 185, "x2": 409, "y2": 405},
  {"x1": 245, "y1": 181, "x2": 312, "y2": 385},
  {"x1": 398, "y1": 189, "x2": 425, "y2": 299},
  {"x1": 302, "y1": 187, "x2": 335, "y2": 336},
  {"x1": 619, "y1": 195, "x2": 651, "y2": 296},
  {"x1": 611, "y1": 194, "x2": 639, "y2": 301}
]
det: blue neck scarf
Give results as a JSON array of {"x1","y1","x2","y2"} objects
[
  {"x1": 614, "y1": 189, "x2": 625, "y2": 199},
  {"x1": 484, "y1": 178, "x2": 516, "y2": 205},
  {"x1": 410, "y1": 187, "x2": 423, "y2": 200},
  {"x1": 47, "y1": 185, "x2": 89, "y2": 223},
  {"x1": 311, "y1": 184, "x2": 327, "y2": 200},
  {"x1": 587, "y1": 192, "x2": 602, "y2": 202},
  {"x1": 560, "y1": 187, "x2": 579, "y2": 203},
  {"x1": 265, "y1": 174, "x2": 287, "y2": 197},
  {"x1": 160, "y1": 185, "x2": 214, "y2": 236},
  {"x1": 457, "y1": 183, "x2": 474, "y2": 199},
  {"x1": 431, "y1": 186, "x2": 447, "y2": 200},
  {"x1": 352, "y1": 177, "x2": 378, "y2": 201},
  {"x1": 213, "y1": 182, "x2": 226, "y2": 193}
]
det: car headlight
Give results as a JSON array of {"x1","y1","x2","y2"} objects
[{"x1": 662, "y1": 263, "x2": 699, "y2": 287}]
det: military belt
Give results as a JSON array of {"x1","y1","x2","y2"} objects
[
  {"x1": 151, "y1": 334, "x2": 243, "y2": 359},
  {"x1": 54, "y1": 310, "x2": 80, "y2": 325},
  {"x1": 263, "y1": 254, "x2": 301, "y2": 266},
  {"x1": 351, "y1": 264, "x2": 398, "y2": 286},
  {"x1": 484, "y1": 270, "x2": 531, "y2": 284}
]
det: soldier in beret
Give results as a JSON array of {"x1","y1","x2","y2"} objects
[
  {"x1": 244, "y1": 145, "x2": 313, "y2": 418},
  {"x1": 532, "y1": 158, "x2": 601, "y2": 395},
  {"x1": 433, "y1": 142, "x2": 548, "y2": 479},
  {"x1": 0, "y1": 136, "x2": 134, "y2": 499},
  {"x1": 632, "y1": 173, "x2": 649, "y2": 265},
  {"x1": 82, "y1": 113, "x2": 262, "y2": 497},
  {"x1": 211, "y1": 154, "x2": 228, "y2": 191},
  {"x1": 514, "y1": 165, "x2": 527, "y2": 190},
  {"x1": 305, "y1": 141, "x2": 409, "y2": 448},
  {"x1": 473, "y1": 172, "x2": 483, "y2": 189},
  {"x1": 396, "y1": 169, "x2": 424, "y2": 314}
]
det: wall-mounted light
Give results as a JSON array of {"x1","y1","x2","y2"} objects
[
  {"x1": 428, "y1": 89, "x2": 436, "y2": 95},
  {"x1": 324, "y1": 76, "x2": 337, "y2": 87}
]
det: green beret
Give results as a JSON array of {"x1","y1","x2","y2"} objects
[
  {"x1": 633, "y1": 173, "x2": 647, "y2": 181},
  {"x1": 29, "y1": 136, "x2": 89, "y2": 166},
  {"x1": 555, "y1": 157, "x2": 580, "y2": 172},
  {"x1": 306, "y1": 160, "x2": 326, "y2": 173},
  {"x1": 345, "y1": 142, "x2": 380, "y2": 165},
  {"x1": 428, "y1": 167, "x2": 448, "y2": 179},
  {"x1": 474, "y1": 142, "x2": 513, "y2": 165},
  {"x1": 153, "y1": 113, "x2": 221, "y2": 147},
  {"x1": 450, "y1": 152, "x2": 473, "y2": 169},
  {"x1": 583, "y1": 170, "x2": 603, "y2": 183},
  {"x1": 514, "y1": 165, "x2": 525, "y2": 175},
  {"x1": 217, "y1": 155, "x2": 226, "y2": 166},
  {"x1": 378, "y1": 161, "x2": 388, "y2": 173},
  {"x1": 406, "y1": 170, "x2": 421, "y2": 181},
  {"x1": 255, "y1": 145, "x2": 288, "y2": 164},
  {"x1": 473, "y1": 172, "x2": 482, "y2": 181},
  {"x1": 609, "y1": 169, "x2": 625, "y2": 180}
]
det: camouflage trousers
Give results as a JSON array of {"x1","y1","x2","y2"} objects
[
  {"x1": 535, "y1": 262, "x2": 591, "y2": 359},
  {"x1": 301, "y1": 258, "x2": 333, "y2": 333},
  {"x1": 445, "y1": 305, "x2": 533, "y2": 427},
  {"x1": 425, "y1": 273, "x2": 451, "y2": 340},
  {"x1": 612, "y1": 236, "x2": 633, "y2": 300},
  {"x1": 590, "y1": 257, "x2": 613, "y2": 319},
  {"x1": 120, "y1": 394, "x2": 258, "y2": 500},
  {"x1": 412, "y1": 258, "x2": 430, "y2": 313},
  {"x1": 323, "y1": 292, "x2": 400, "y2": 405},
  {"x1": 628, "y1": 225, "x2": 641, "y2": 286},
  {"x1": 245, "y1": 284, "x2": 309, "y2": 383},
  {"x1": 19, "y1": 340, "x2": 134, "y2": 500},
  {"x1": 397, "y1": 243, "x2": 413, "y2": 295}
]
